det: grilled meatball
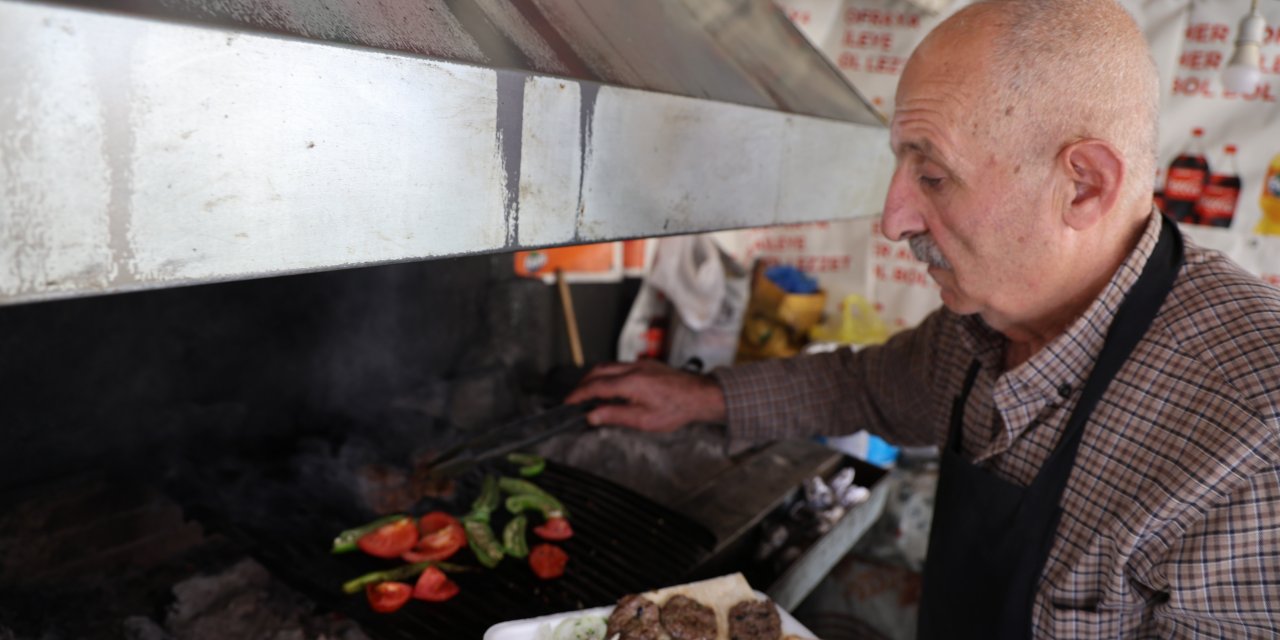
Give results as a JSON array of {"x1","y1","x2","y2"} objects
[
  {"x1": 660, "y1": 595, "x2": 717, "y2": 640},
  {"x1": 727, "y1": 599, "x2": 781, "y2": 640},
  {"x1": 607, "y1": 594, "x2": 665, "y2": 640}
]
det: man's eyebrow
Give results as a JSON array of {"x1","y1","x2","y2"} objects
[{"x1": 898, "y1": 140, "x2": 935, "y2": 158}]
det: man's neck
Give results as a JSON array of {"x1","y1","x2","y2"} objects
[{"x1": 998, "y1": 208, "x2": 1153, "y2": 371}]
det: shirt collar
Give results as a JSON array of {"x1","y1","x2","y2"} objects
[{"x1": 957, "y1": 210, "x2": 1164, "y2": 439}]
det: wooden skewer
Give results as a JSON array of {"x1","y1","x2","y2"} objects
[{"x1": 556, "y1": 268, "x2": 584, "y2": 367}]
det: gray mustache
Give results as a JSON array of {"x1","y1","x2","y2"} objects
[{"x1": 909, "y1": 234, "x2": 952, "y2": 270}]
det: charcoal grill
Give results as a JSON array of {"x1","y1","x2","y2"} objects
[{"x1": 171, "y1": 452, "x2": 715, "y2": 639}]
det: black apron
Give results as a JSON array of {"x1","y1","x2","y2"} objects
[{"x1": 916, "y1": 216, "x2": 1183, "y2": 639}]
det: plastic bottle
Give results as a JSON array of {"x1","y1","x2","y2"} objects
[
  {"x1": 1164, "y1": 128, "x2": 1211, "y2": 224},
  {"x1": 1195, "y1": 145, "x2": 1242, "y2": 228},
  {"x1": 1256, "y1": 153, "x2": 1280, "y2": 236}
]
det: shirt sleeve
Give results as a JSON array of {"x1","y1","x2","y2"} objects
[
  {"x1": 711, "y1": 308, "x2": 953, "y2": 447},
  {"x1": 1145, "y1": 461, "x2": 1280, "y2": 636}
]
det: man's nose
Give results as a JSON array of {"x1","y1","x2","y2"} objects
[{"x1": 881, "y1": 167, "x2": 927, "y2": 241}]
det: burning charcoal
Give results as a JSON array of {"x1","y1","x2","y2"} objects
[
  {"x1": 839, "y1": 485, "x2": 871, "y2": 508},
  {"x1": 753, "y1": 523, "x2": 791, "y2": 561},
  {"x1": 122, "y1": 617, "x2": 169, "y2": 640},
  {"x1": 829, "y1": 467, "x2": 857, "y2": 496},
  {"x1": 803, "y1": 476, "x2": 834, "y2": 510},
  {"x1": 816, "y1": 505, "x2": 847, "y2": 533}
]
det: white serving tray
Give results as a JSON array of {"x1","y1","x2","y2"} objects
[{"x1": 484, "y1": 590, "x2": 817, "y2": 640}]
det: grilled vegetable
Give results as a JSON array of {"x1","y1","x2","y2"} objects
[
  {"x1": 464, "y1": 518, "x2": 505, "y2": 568},
  {"x1": 366, "y1": 582, "x2": 412, "y2": 613},
  {"x1": 506, "y1": 452, "x2": 546, "y2": 477},
  {"x1": 503, "y1": 514, "x2": 530, "y2": 558},
  {"x1": 412, "y1": 565, "x2": 460, "y2": 602},
  {"x1": 331, "y1": 514, "x2": 410, "y2": 554},
  {"x1": 402, "y1": 512, "x2": 466, "y2": 563},
  {"x1": 505, "y1": 492, "x2": 568, "y2": 521},
  {"x1": 356, "y1": 517, "x2": 420, "y2": 559},
  {"x1": 341, "y1": 560, "x2": 469, "y2": 594},
  {"x1": 469, "y1": 475, "x2": 502, "y2": 523},
  {"x1": 498, "y1": 477, "x2": 558, "y2": 502},
  {"x1": 533, "y1": 515, "x2": 574, "y2": 541},
  {"x1": 529, "y1": 543, "x2": 568, "y2": 580},
  {"x1": 551, "y1": 616, "x2": 608, "y2": 640}
]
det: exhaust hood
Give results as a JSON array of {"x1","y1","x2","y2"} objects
[{"x1": 0, "y1": 0, "x2": 892, "y2": 306}]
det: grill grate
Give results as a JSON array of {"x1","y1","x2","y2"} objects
[{"x1": 172, "y1": 456, "x2": 715, "y2": 639}]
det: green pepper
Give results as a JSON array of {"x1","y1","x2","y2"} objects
[
  {"x1": 506, "y1": 452, "x2": 546, "y2": 477},
  {"x1": 331, "y1": 514, "x2": 410, "y2": 554},
  {"x1": 340, "y1": 560, "x2": 469, "y2": 594},
  {"x1": 497, "y1": 477, "x2": 566, "y2": 515},
  {"x1": 505, "y1": 493, "x2": 567, "y2": 520},
  {"x1": 464, "y1": 517, "x2": 505, "y2": 568},
  {"x1": 469, "y1": 475, "x2": 501, "y2": 523},
  {"x1": 502, "y1": 514, "x2": 530, "y2": 558}
]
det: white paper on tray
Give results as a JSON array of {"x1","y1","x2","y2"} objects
[{"x1": 484, "y1": 573, "x2": 818, "y2": 640}]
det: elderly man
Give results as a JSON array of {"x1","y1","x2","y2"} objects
[{"x1": 568, "y1": 0, "x2": 1280, "y2": 637}]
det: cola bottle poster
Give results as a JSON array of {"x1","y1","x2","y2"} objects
[
  {"x1": 1164, "y1": 128, "x2": 1211, "y2": 224},
  {"x1": 1196, "y1": 145, "x2": 1242, "y2": 228}
]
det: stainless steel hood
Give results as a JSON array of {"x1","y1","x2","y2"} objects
[{"x1": 0, "y1": 0, "x2": 893, "y2": 306}]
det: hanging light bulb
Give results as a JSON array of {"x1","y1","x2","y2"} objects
[{"x1": 1222, "y1": 0, "x2": 1266, "y2": 94}]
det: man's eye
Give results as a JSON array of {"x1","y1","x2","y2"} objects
[{"x1": 920, "y1": 176, "x2": 944, "y2": 190}]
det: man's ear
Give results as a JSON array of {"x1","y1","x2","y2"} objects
[{"x1": 1058, "y1": 139, "x2": 1124, "y2": 231}]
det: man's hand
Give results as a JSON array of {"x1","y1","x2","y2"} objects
[{"x1": 564, "y1": 360, "x2": 727, "y2": 433}]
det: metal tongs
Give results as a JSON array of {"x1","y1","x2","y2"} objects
[{"x1": 421, "y1": 400, "x2": 606, "y2": 478}]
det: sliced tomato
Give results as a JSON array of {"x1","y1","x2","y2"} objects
[
  {"x1": 402, "y1": 512, "x2": 467, "y2": 562},
  {"x1": 532, "y1": 516, "x2": 574, "y2": 541},
  {"x1": 366, "y1": 581, "x2": 412, "y2": 613},
  {"x1": 412, "y1": 565, "x2": 461, "y2": 602},
  {"x1": 529, "y1": 543, "x2": 568, "y2": 580},
  {"x1": 357, "y1": 517, "x2": 419, "y2": 559}
]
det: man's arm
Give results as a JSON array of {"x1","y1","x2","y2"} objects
[
  {"x1": 568, "y1": 309, "x2": 952, "y2": 445},
  {"x1": 713, "y1": 308, "x2": 950, "y2": 447},
  {"x1": 1143, "y1": 462, "x2": 1280, "y2": 637}
]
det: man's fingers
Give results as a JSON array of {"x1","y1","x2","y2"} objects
[
  {"x1": 587, "y1": 403, "x2": 674, "y2": 432},
  {"x1": 577, "y1": 362, "x2": 636, "y2": 384}
]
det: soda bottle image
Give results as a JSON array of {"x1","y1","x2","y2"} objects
[
  {"x1": 1164, "y1": 127, "x2": 1211, "y2": 224},
  {"x1": 1195, "y1": 144, "x2": 1242, "y2": 228},
  {"x1": 1256, "y1": 153, "x2": 1280, "y2": 236}
]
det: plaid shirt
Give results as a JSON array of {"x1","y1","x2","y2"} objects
[{"x1": 715, "y1": 212, "x2": 1280, "y2": 637}]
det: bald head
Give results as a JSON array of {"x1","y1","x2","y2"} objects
[{"x1": 917, "y1": 0, "x2": 1160, "y2": 212}]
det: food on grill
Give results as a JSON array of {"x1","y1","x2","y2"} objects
[
  {"x1": 503, "y1": 514, "x2": 530, "y2": 558},
  {"x1": 401, "y1": 511, "x2": 466, "y2": 563},
  {"x1": 507, "y1": 451, "x2": 547, "y2": 477},
  {"x1": 331, "y1": 514, "x2": 410, "y2": 554},
  {"x1": 412, "y1": 565, "x2": 460, "y2": 602},
  {"x1": 464, "y1": 475, "x2": 506, "y2": 568},
  {"x1": 726, "y1": 599, "x2": 781, "y2": 640},
  {"x1": 499, "y1": 477, "x2": 569, "y2": 517},
  {"x1": 660, "y1": 594, "x2": 717, "y2": 640},
  {"x1": 341, "y1": 560, "x2": 468, "y2": 594},
  {"x1": 464, "y1": 518, "x2": 505, "y2": 568},
  {"x1": 530, "y1": 542, "x2": 569, "y2": 580},
  {"x1": 533, "y1": 515, "x2": 574, "y2": 541},
  {"x1": 606, "y1": 594, "x2": 664, "y2": 640},
  {"x1": 356, "y1": 516, "x2": 419, "y2": 559},
  {"x1": 470, "y1": 475, "x2": 503, "y2": 521},
  {"x1": 365, "y1": 581, "x2": 412, "y2": 613},
  {"x1": 501, "y1": 476, "x2": 574, "y2": 541}
]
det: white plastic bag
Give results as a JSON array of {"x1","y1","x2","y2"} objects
[{"x1": 617, "y1": 236, "x2": 749, "y2": 369}]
